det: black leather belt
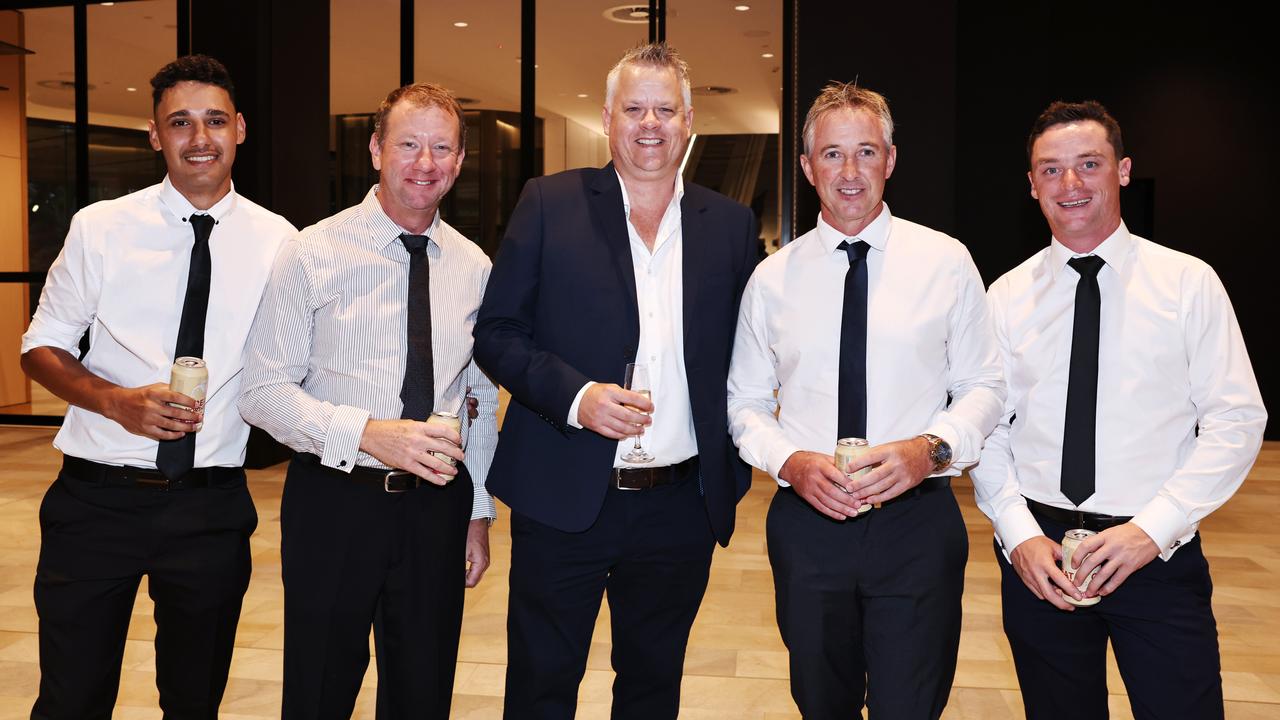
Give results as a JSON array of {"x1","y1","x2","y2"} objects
[
  {"x1": 296, "y1": 452, "x2": 443, "y2": 493},
  {"x1": 613, "y1": 456, "x2": 698, "y2": 490},
  {"x1": 61, "y1": 455, "x2": 244, "y2": 491},
  {"x1": 879, "y1": 475, "x2": 950, "y2": 507},
  {"x1": 1025, "y1": 497, "x2": 1132, "y2": 531}
]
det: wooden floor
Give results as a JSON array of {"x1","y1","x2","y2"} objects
[{"x1": 0, "y1": 427, "x2": 1277, "y2": 719}]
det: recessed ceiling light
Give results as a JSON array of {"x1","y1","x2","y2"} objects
[
  {"x1": 100, "y1": 2, "x2": 115, "y2": 6},
  {"x1": 453, "y1": 21, "x2": 468, "y2": 27},
  {"x1": 761, "y1": 52, "x2": 774, "y2": 58},
  {"x1": 126, "y1": 86, "x2": 136, "y2": 91},
  {"x1": 577, "y1": 93, "x2": 589, "y2": 98},
  {"x1": 734, "y1": 4, "x2": 750, "y2": 10}
]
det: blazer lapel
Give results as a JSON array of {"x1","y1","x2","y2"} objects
[
  {"x1": 587, "y1": 164, "x2": 641, "y2": 349},
  {"x1": 681, "y1": 184, "x2": 710, "y2": 363}
]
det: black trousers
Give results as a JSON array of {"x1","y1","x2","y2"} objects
[
  {"x1": 32, "y1": 461, "x2": 255, "y2": 720},
  {"x1": 999, "y1": 513, "x2": 1223, "y2": 720},
  {"x1": 767, "y1": 484, "x2": 968, "y2": 720},
  {"x1": 503, "y1": 470, "x2": 716, "y2": 720},
  {"x1": 280, "y1": 456, "x2": 474, "y2": 720}
]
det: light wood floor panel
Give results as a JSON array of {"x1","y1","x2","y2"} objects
[{"x1": 0, "y1": 426, "x2": 1276, "y2": 718}]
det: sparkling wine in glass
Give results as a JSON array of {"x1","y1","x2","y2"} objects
[{"x1": 622, "y1": 363, "x2": 655, "y2": 464}]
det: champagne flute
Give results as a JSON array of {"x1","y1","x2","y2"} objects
[{"x1": 622, "y1": 363, "x2": 655, "y2": 464}]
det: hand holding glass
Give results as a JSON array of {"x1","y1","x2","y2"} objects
[{"x1": 622, "y1": 363, "x2": 655, "y2": 464}]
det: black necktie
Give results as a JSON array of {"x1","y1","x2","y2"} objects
[
  {"x1": 399, "y1": 234, "x2": 434, "y2": 421},
  {"x1": 837, "y1": 239, "x2": 871, "y2": 439},
  {"x1": 156, "y1": 214, "x2": 214, "y2": 480},
  {"x1": 1061, "y1": 255, "x2": 1105, "y2": 506}
]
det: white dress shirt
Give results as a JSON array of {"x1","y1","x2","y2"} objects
[
  {"x1": 21, "y1": 177, "x2": 295, "y2": 468},
  {"x1": 238, "y1": 186, "x2": 498, "y2": 520},
  {"x1": 973, "y1": 223, "x2": 1266, "y2": 560},
  {"x1": 566, "y1": 172, "x2": 698, "y2": 468},
  {"x1": 728, "y1": 206, "x2": 1005, "y2": 484}
]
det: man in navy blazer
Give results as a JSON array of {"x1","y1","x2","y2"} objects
[{"x1": 474, "y1": 43, "x2": 757, "y2": 719}]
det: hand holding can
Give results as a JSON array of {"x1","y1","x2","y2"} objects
[
  {"x1": 834, "y1": 438, "x2": 874, "y2": 515},
  {"x1": 168, "y1": 357, "x2": 207, "y2": 431},
  {"x1": 1061, "y1": 529, "x2": 1101, "y2": 607}
]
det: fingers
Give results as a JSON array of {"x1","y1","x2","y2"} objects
[
  {"x1": 421, "y1": 423, "x2": 463, "y2": 446},
  {"x1": 465, "y1": 548, "x2": 490, "y2": 587},
  {"x1": 799, "y1": 478, "x2": 864, "y2": 519}
]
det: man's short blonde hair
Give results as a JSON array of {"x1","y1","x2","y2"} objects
[
  {"x1": 605, "y1": 42, "x2": 693, "y2": 110},
  {"x1": 802, "y1": 82, "x2": 893, "y2": 155}
]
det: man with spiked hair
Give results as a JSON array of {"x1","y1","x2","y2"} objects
[
  {"x1": 475, "y1": 43, "x2": 757, "y2": 718},
  {"x1": 727, "y1": 82, "x2": 1004, "y2": 718},
  {"x1": 240, "y1": 81, "x2": 498, "y2": 718},
  {"x1": 21, "y1": 55, "x2": 295, "y2": 718},
  {"x1": 972, "y1": 100, "x2": 1265, "y2": 720}
]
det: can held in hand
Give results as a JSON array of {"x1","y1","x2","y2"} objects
[
  {"x1": 426, "y1": 411, "x2": 463, "y2": 474},
  {"x1": 1061, "y1": 528, "x2": 1101, "y2": 607},
  {"x1": 168, "y1": 357, "x2": 207, "y2": 432},
  {"x1": 834, "y1": 437, "x2": 873, "y2": 515}
]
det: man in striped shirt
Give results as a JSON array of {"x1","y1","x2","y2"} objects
[{"x1": 239, "y1": 82, "x2": 497, "y2": 719}]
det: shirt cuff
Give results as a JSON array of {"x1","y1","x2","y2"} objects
[
  {"x1": 1130, "y1": 494, "x2": 1190, "y2": 560},
  {"x1": 566, "y1": 382, "x2": 594, "y2": 429},
  {"x1": 471, "y1": 489, "x2": 497, "y2": 522},
  {"x1": 320, "y1": 405, "x2": 372, "y2": 471},
  {"x1": 764, "y1": 441, "x2": 804, "y2": 487},
  {"x1": 994, "y1": 504, "x2": 1045, "y2": 562}
]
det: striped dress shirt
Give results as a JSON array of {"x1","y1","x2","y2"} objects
[{"x1": 239, "y1": 186, "x2": 497, "y2": 520}]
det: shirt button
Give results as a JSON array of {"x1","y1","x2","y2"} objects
[{"x1": 650, "y1": 354, "x2": 657, "y2": 361}]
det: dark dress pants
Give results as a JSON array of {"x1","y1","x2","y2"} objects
[
  {"x1": 767, "y1": 484, "x2": 968, "y2": 720},
  {"x1": 280, "y1": 456, "x2": 474, "y2": 720},
  {"x1": 999, "y1": 513, "x2": 1223, "y2": 720},
  {"x1": 502, "y1": 470, "x2": 716, "y2": 720},
  {"x1": 32, "y1": 462, "x2": 256, "y2": 720}
]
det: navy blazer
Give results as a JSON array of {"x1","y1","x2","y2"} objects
[{"x1": 474, "y1": 164, "x2": 757, "y2": 546}]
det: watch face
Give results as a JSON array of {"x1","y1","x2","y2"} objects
[{"x1": 935, "y1": 441, "x2": 952, "y2": 466}]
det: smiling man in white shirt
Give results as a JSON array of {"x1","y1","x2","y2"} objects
[
  {"x1": 20, "y1": 56, "x2": 295, "y2": 719},
  {"x1": 727, "y1": 82, "x2": 1005, "y2": 719},
  {"x1": 972, "y1": 100, "x2": 1267, "y2": 720}
]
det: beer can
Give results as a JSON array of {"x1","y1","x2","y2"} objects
[
  {"x1": 834, "y1": 437, "x2": 873, "y2": 515},
  {"x1": 426, "y1": 411, "x2": 463, "y2": 475},
  {"x1": 168, "y1": 357, "x2": 207, "y2": 431},
  {"x1": 1061, "y1": 529, "x2": 1101, "y2": 607}
]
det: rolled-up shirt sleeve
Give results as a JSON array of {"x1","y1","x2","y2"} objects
[{"x1": 22, "y1": 214, "x2": 101, "y2": 356}]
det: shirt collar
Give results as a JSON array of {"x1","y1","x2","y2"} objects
[
  {"x1": 615, "y1": 170, "x2": 685, "y2": 217},
  {"x1": 158, "y1": 175, "x2": 238, "y2": 224},
  {"x1": 815, "y1": 202, "x2": 892, "y2": 257},
  {"x1": 1047, "y1": 221, "x2": 1133, "y2": 280},
  {"x1": 364, "y1": 184, "x2": 442, "y2": 252}
]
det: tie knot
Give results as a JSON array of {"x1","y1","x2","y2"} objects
[
  {"x1": 1068, "y1": 254, "x2": 1105, "y2": 278},
  {"x1": 188, "y1": 214, "x2": 214, "y2": 242},
  {"x1": 400, "y1": 233, "x2": 430, "y2": 255},
  {"x1": 838, "y1": 239, "x2": 870, "y2": 264}
]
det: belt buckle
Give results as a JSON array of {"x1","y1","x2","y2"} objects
[
  {"x1": 134, "y1": 474, "x2": 171, "y2": 491},
  {"x1": 384, "y1": 470, "x2": 413, "y2": 493},
  {"x1": 615, "y1": 469, "x2": 642, "y2": 491}
]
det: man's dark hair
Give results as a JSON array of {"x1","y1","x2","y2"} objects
[
  {"x1": 150, "y1": 55, "x2": 236, "y2": 110},
  {"x1": 1027, "y1": 100, "x2": 1124, "y2": 166}
]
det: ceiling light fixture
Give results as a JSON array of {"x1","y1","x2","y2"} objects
[
  {"x1": 734, "y1": 4, "x2": 750, "y2": 10},
  {"x1": 761, "y1": 52, "x2": 774, "y2": 58},
  {"x1": 453, "y1": 21, "x2": 468, "y2": 27},
  {"x1": 126, "y1": 86, "x2": 136, "y2": 91},
  {"x1": 577, "y1": 93, "x2": 589, "y2": 98}
]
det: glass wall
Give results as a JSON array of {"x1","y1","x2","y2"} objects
[{"x1": 3, "y1": 3, "x2": 174, "y2": 420}]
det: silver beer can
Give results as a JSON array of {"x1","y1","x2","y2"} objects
[
  {"x1": 834, "y1": 437, "x2": 873, "y2": 515},
  {"x1": 168, "y1": 356, "x2": 207, "y2": 432},
  {"x1": 1061, "y1": 528, "x2": 1101, "y2": 607}
]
